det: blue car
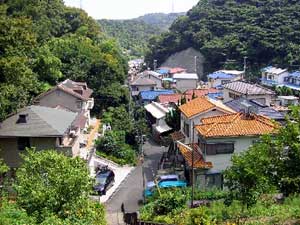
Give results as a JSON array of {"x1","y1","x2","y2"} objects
[{"x1": 144, "y1": 178, "x2": 187, "y2": 197}]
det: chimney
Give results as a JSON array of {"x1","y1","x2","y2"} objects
[{"x1": 17, "y1": 114, "x2": 28, "y2": 124}]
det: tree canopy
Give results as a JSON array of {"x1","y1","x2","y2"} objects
[
  {"x1": 145, "y1": 0, "x2": 300, "y2": 76},
  {"x1": 0, "y1": 0, "x2": 128, "y2": 121}
]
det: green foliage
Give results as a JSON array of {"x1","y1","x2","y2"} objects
[
  {"x1": 14, "y1": 149, "x2": 91, "y2": 222},
  {"x1": 225, "y1": 106, "x2": 300, "y2": 208},
  {"x1": 165, "y1": 106, "x2": 181, "y2": 131},
  {"x1": 146, "y1": 0, "x2": 300, "y2": 76},
  {"x1": 98, "y1": 13, "x2": 183, "y2": 59},
  {"x1": 0, "y1": 1, "x2": 128, "y2": 121},
  {"x1": 275, "y1": 86, "x2": 293, "y2": 96},
  {"x1": 186, "y1": 208, "x2": 216, "y2": 225},
  {"x1": 0, "y1": 157, "x2": 9, "y2": 175},
  {"x1": 95, "y1": 131, "x2": 136, "y2": 165}
]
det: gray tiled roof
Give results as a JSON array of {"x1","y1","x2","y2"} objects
[
  {"x1": 0, "y1": 105, "x2": 77, "y2": 137},
  {"x1": 223, "y1": 81, "x2": 275, "y2": 95},
  {"x1": 225, "y1": 98, "x2": 285, "y2": 120},
  {"x1": 130, "y1": 76, "x2": 156, "y2": 86}
]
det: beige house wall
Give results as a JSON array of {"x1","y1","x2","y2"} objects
[
  {"x1": 37, "y1": 89, "x2": 82, "y2": 112},
  {"x1": 0, "y1": 136, "x2": 79, "y2": 168}
]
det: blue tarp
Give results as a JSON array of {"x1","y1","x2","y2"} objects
[
  {"x1": 207, "y1": 92, "x2": 223, "y2": 100},
  {"x1": 156, "y1": 69, "x2": 169, "y2": 75},
  {"x1": 208, "y1": 72, "x2": 234, "y2": 79},
  {"x1": 140, "y1": 90, "x2": 174, "y2": 100}
]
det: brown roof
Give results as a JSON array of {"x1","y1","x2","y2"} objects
[
  {"x1": 35, "y1": 79, "x2": 93, "y2": 101},
  {"x1": 130, "y1": 76, "x2": 156, "y2": 86},
  {"x1": 177, "y1": 143, "x2": 213, "y2": 169},
  {"x1": 158, "y1": 94, "x2": 193, "y2": 104},
  {"x1": 170, "y1": 131, "x2": 185, "y2": 141},
  {"x1": 72, "y1": 111, "x2": 88, "y2": 129},
  {"x1": 195, "y1": 112, "x2": 278, "y2": 138}
]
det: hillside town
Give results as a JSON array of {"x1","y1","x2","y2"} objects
[{"x1": 1, "y1": 0, "x2": 300, "y2": 225}]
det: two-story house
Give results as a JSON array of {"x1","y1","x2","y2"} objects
[
  {"x1": 208, "y1": 70, "x2": 244, "y2": 88},
  {"x1": 176, "y1": 112, "x2": 277, "y2": 189},
  {"x1": 261, "y1": 66, "x2": 289, "y2": 87},
  {"x1": 223, "y1": 81, "x2": 275, "y2": 106},
  {"x1": 0, "y1": 105, "x2": 85, "y2": 168},
  {"x1": 34, "y1": 79, "x2": 94, "y2": 127},
  {"x1": 173, "y1": 73, "x2": 198, "y2": 92},
  {"x1": 280, "y1": 71, "x2": 300, "y2": 91},
  {"x1": 139, "y1": 70, "x2": 162, "y2": 89},
  {"x1": 179, "y1": 97, "x2": 235, "y2": 144},
  {"x1": 130, "y1": 76, "x2": 157, "y2": 96}
]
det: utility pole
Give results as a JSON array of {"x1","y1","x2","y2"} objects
[
  {"x1": 243, "y1": 56, "x2": 248, "y2": 80},
  {"x1": 191, "y1": 122, "x2": 195, "y2": 208},
  {"x1": 194, "y1": 56, "x2": 197, "y2": 74},
  {"x1": 153, "y1": 59, "x2": 157, "y2": 71}
]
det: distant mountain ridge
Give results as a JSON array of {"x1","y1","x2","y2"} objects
[{"x1": 98, "y1": 12, "x2": 185, "y2": 58}]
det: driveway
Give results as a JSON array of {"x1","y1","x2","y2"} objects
[{"x1": 105, "y1": 139, "x2": 166, "y2": 225}]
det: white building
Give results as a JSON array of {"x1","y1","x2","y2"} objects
[
  {"x1": 173, "y1": 73, "x2": 198, "y2": 92},
  {"x1": 261, "y1": 66, "x2": 289, "y2": 87}
]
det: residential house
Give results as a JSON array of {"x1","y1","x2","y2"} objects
[
  {"x1": 156, "y1": 67, "x2": 170, "y2": 79},
  {"x1": 169, "y1": 67, "x2": 186, "y2": 76},
  {"x1": 225, "y1": 98, "x2": 285, "y2": 122},
  {"x1": 139, "y1": 90, "x2": 174, "y2": 105},
  {"x1": 139, "y1": 70, "x2": 162, "y2": 89},
  {"x1": 223, "y1": 81, "x2": 275, "y2": 106},
  {"x1": 144, "y1": 102, "x2": 172, "y2": 141},
  {"x1": 0, "y1": 105, "x2": 85, "y2": 168},
  {"x1": 261, "y1": 66, "x2": 289, "y2": 87},
  {"x1": 130, "y1": 76, "x2": 157, "y2": 96},
  {"x1": 173, "y1": 73, "x2": 198, "y2": 92},
  {"x1": 34, "y1": 79, "x2": 94, "y2": 126},
  {"x1": 279, "y1": 71, "x2": 300, "y2": 91},
  {"x1": 179, "y1": 97, "x2": 235, "y2": 144},
  {"x1": 276, "y1": 96, "x2": 299, "y2": 107},
  {"x1": 207, "y1": 70, "x2": 244, "y2": 88},
  {"x1": 186, "y1": 112, "x2": 278, "y2": 188}
]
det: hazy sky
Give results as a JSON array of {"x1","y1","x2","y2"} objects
[{"x1": 64, "y1": 0, "x2": 199, "y2": 20}]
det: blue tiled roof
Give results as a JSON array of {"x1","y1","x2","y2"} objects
[
  {"x1": 208, "y1": 72, "x2": 234, "y2": 79},
  {"x1": 261, "y1": 66, "x2": 273, "y2": 72},
  {"x1": 207, "y1": 92, "x2": 223, "y2": 100},
  {"x1": 289, "y1": 71, "x2": 300, "y2": 78},
  {"x1": 156, "y1": 69, "x2": 169, "y2": 75},
  {"x1": 140, "y1": 90, "x2": 174, "y2": 100}
]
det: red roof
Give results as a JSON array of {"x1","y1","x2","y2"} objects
[
  {"x1": 158, "y1": 94, "x2": 192, "y2": 104},
  {"x1": 169, "y1": 67, "x2": 186, "y2": 74},
  {"x1": 185, "y1": 88, "x2": 219, "y2": 97}
]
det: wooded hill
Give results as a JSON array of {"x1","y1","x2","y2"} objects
[
  {"x1": 98, "y1": 12, "x2": 184, "y2": 59},
  {"x1": 145, "y1": 0, "x2": 300, "y2": 77},
  {"x1": 0, "y1": 0, "x2": 128, "y2": 121}
]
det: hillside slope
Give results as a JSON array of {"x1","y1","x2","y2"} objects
[
  {"x1": 98, "y1": 12, "x2": 184, "y2": 58},
  {"x1": 145, "y1": 0, "x2": 300, "y2": 76}
]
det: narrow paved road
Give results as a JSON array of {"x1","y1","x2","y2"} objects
[{"x1": 105, "y1": 139, "x2": 165, "y2": 225}]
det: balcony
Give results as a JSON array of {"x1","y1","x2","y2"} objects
[{"x1": 260, "y1": 78, "x2": 278, "y2": 87}]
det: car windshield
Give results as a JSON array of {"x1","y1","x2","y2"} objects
[{"x1": 95, "y1": 175, "x2": 107, "y2": 185}]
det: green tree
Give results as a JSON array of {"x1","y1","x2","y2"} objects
[{"x1": 14, "y1": 149, "x2": 91, "y2": 222}]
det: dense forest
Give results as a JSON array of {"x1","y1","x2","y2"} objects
[
  {"x1": 145, "y1": 0, "x2": 300, "y2": 77},
  {"x1": 0, "y1": 0, "x2": 128, "y2": 121},
  {"x1": 98, "y1": 12, "x2": 184, "y2": 59}
]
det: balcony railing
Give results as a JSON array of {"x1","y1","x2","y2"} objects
[{"x1": 260, "y1": 78, "x2": 278, "y2": 86}]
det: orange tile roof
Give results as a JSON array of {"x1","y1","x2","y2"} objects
[
  {"x1": 195, "y1": 113, "x2": 278, "y2": 138},
  {"x1": 177, "y1": 143, "x2": 213, "y2": 169},
  {"x1": 179, "y1": 96, "x2": 234, "y2": 118}
]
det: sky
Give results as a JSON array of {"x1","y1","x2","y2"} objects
[{"x1": 64, "y1": 0, "x2": 199, "y2": 20}]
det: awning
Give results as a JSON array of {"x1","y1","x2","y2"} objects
[
  {"x1": 155, "y1": 123, "x2": 172, "y2": 134},
  {"x1": 144, "y1": 102, "x2": 169, "y2": 119}
]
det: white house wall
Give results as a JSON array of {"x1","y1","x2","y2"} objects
[{"x1": 204, "y1": 136, "x2": 257, "y2": 171}]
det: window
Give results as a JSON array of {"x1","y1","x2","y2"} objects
[
  {"x1": 206, "y1": 143, "x2": 234, "y2": 155},
  {"x1": 184, "y1": 122, "x2": 190, "y2": 137},
  {"x1": 17, "y1": 137, "x2": 30, "y2": 151}
]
